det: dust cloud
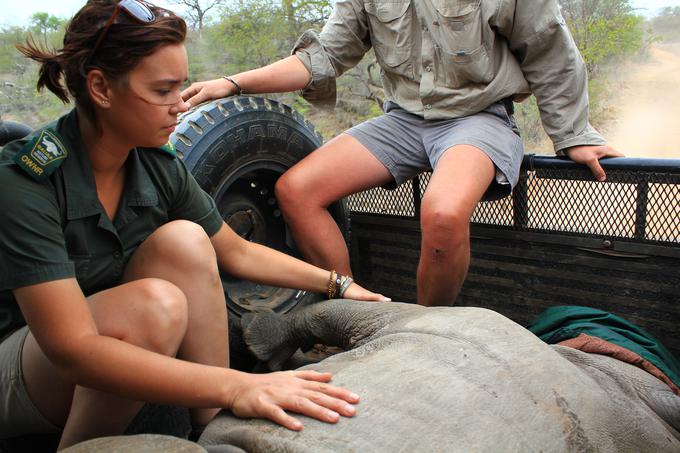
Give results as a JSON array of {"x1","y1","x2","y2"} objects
[{"x1": 605, "y1": 43, "x2": 680, "y2": 158}]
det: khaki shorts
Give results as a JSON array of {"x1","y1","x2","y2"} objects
[
  {"x1": 0, "y1": 326, "x2": 61, "y2": 439},
  {"x1": 346, "y1": 100, "x2": 525, "y2": 201}
]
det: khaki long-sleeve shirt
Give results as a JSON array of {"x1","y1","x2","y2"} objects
[{"x1": 293, "y1": 0, "x2": 606, "y2": 154}]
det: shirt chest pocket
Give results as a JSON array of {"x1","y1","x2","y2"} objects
[
  {"x1": 365, "y1": 0, "x2": 414, "y2": 77},
  {"x1": 431, "y1": 0, "x2": 494, "y2": 87}
]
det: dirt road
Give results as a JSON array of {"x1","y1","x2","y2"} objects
[{"x1": 605, "y1": 43, "x2": 680, "y2": 158}]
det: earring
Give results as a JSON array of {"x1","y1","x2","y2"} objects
[{"x1": 101, "y1": 100, "x2": 109, "y2": 106}]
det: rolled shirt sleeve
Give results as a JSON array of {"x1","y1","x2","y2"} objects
[
  {"x1": 293, "y1": 0, "x2": 371, "y2": 107},
  {"x1": 494, "y1": 0, "x2": 607, "y2": 154}
]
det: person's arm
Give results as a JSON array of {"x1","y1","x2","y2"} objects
[
  {"x1": 15, "y1": 279, "x2": 359, "y2": 430},
  {"x1": 210, "y1": 222, "x2": 390, "y2": 301},
  {"x1": 181, "y1": 56, "x2": 311, "y2": 108},
  {"x1": 182, "y1": 0, "x2": 371, "y2": 108},
  {"x1": 494, "y1": 0, "x2": 624, "y2": 180}
]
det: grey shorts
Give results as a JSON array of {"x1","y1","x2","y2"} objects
[
  {"x1": 0, "y1": 326, "x2": 61, "y2": 439},
  {"x1": 346, "y1": 101, "x2": 525, "y2": 200}
]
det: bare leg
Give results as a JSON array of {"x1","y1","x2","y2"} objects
[
  {"x1": 121, "y1": 220, "x2": 227, "y2": 427},
  {"x1": 417, "y1": 145, "x2": 495, "y2": 306},
  {"x1": 21, "y1": 278, "x2": 188, "y2": 450},
  {"x1": 21, "y1": 220, "x2": 226, "y2": 449},
  {"x1": 275, "y1": 134, "x2": 393, "y2": 275}
]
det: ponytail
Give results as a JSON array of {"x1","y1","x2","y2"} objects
[
  {"x1": 16, "y1": 36, "x2": 70, "y2": 104},
  {"x1": 14, "y1": 1, "x2": 186, "y2": 123}
]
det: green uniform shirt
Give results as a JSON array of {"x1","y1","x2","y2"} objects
[
  {"x1": 0, "y1": 109, "x2": 224, "y2": 338},
  {"x1": 293, "y1": 0, "x2": 606, "y2": 154}
]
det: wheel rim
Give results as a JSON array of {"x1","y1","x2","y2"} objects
[{"x1": 213, "y1": 160, "x2": 309, "y2": 316}]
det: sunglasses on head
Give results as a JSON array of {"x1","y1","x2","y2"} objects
[{"x1": 90, "y1": 0, "x2": 156, "y2": 62}]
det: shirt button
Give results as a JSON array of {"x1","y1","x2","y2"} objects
[
  {"x1": 426, "y1": 65, "x2": 432, "y2": 72},
  {"x1": 113, "y1": 251, "x2": 122, "y2": 259},
  {"x1": 425, "y1": 104, "x2": 432, "y2": 110}
]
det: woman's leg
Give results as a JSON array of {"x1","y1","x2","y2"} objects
[
  {"x1": 120, "y1": 220, "x2": 228, "y2": 428},
  {"x1": 21, "y1": 220, "x2": 226, "y2": 448},
  {"x1": 21, "y1": 278, "x2": 188, "y2": 449},
  {"x1": 275, "y1": 134, "x2": 393, "y2": 275}
]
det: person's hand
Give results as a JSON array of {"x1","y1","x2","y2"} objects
[
  {"x1": 564, "y1": 145, "x2": 625, "y2": 182},
  {"x1": 343, "y1": 282, "x2": 391, "y2": 302},
  {"x1": 181, "y1": 78, "x2": 236, "y2": 108},
  {"x1": 229, "y1": 370, "x2": 359, "y2": 430}
]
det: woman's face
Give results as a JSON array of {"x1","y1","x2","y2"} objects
[{"x1": 105, "y1": 43, "x2": 189, "y2": 148}]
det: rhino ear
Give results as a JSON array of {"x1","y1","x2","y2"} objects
[{"x1": 242, "y1": 310, "x2": 298, "y2": 371}]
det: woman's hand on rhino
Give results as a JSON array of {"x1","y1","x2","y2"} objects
[
  {"x1": 343, "y1": 282, "x2": 391, "y2": 302},
  {"x1": 181, "y1": 78, "x2": 236, "y2": 108},
  {"x1": 229, "y1": 370, "x2": 360, "y2": 431}
]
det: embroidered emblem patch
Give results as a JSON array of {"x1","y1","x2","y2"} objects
[
  {"x1": 158, "y1": 141, "x2": 177, "y2": 157},
  {"x1": 13, "y1": 129, "x2": 68, "y2": 182}
]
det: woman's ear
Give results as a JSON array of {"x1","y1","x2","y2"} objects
[{"x1": 87, "y1": 69, "x2": 111, "y2": 108}]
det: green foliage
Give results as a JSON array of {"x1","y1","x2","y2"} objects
[
  {"x1": 212, "y1": 0, "x2": 290, "y2": 71},
  {"x1": 559, "y1": 0, "x2": 645, "y2": 76},
  {"x1": 29, "y1": 12, "x2": 65, "y2": 47},
  {"x1": 0, "y1": 17, "x2": 69, "y2": 127}
]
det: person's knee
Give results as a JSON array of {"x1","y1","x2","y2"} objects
[
  {"x1": 275, "y1": 169, "x2": 303, "y2": 209},
  {"x1": 126, "y1": 279, "x2": 188, "y2": 355},
  {"x1": 152, "y1": 220, "x2": 217, "y2": 273},
  {"x1": 420, "y1": 204, "x2": 470, "y2": 257}
]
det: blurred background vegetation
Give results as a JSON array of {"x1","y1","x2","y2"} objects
[{"x1": 1, "y1": 1, "x2": 680, "y2": 153}]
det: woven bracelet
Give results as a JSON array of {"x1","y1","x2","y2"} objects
[{"x1": 339, "y1": 276, "x2": 354, "y2": 298}]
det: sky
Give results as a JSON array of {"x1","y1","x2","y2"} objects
[
  {"x1": 0, "y1": 0, "x2": 183, "y2": 28},
  {"x1": 1, "y1": 0, "x2": 680, "y2": 28}
]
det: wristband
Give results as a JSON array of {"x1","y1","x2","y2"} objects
[{"x1": 222, "y1": 76, "x2": 243, "y2": 95}]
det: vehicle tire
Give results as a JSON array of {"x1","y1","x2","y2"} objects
[
  {"x1": 0, "y1": 119, "x2": 33, "y2": 147},
  {"x1": 171, "y1": 96, "x2": 349, "y2": 369}
]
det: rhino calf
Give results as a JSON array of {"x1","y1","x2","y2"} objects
[{"x1": 201, "y1": 300, "x2": 680, "y2": 452}]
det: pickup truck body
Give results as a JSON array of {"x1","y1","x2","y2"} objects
[{"x1": 348, "y1": 156, "x2": 680, "y2": 358}]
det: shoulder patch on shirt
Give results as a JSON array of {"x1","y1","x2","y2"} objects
[
  {"x1": 13, "y1": 129, "x2": 68, "y2": 182},
  {"x1": 157, "y1": 141, "x2": 177, "y2": 158}
]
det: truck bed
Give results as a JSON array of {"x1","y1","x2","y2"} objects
[{"x1": 348, "y1": 156, "x2": 680, "y2": 359}]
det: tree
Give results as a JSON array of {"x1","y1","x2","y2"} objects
[
  {"x1": 280, "y1": 0, "x2": 332, "y2": 43},
  {"x1": 559, "y1": 0, "x2": 644, "y2": 75},
  {"x1": 29, "y1": 12, "x2": 63, "y2": 47},
  {"x1": 170, "y1": 0, "x2": 225, "y2": 35}
]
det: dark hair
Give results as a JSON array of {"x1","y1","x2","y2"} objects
[{"x1": 16, "y1": 0, "x2": 187, "y2": 122}]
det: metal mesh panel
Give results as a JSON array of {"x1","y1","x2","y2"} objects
[
  {"x1": 647, "y1": 183, "x2": 680, "y2": 242},
  {"x1": 347, "y1": 158, "x2": 680, "y2": 246},
  {"x1": 524, "y1": 177, "x2": 637, "y2": 237},
  {"x1": 346, "y1": 179, "x2": 416, "y2": 217}
]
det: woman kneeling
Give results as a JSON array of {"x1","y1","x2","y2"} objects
[{"x1": 0, "y1": 0, "x2": 387, "y2": 449}]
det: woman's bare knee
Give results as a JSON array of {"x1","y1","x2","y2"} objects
[
  {"x1": 95, "y1": 279, "x2": 188, "y2": 356},
  {"x1": 128, "y1": 220, "x2": 217, "y2": 276}
]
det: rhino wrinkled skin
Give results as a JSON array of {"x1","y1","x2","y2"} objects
[{"x1": 200, "y1": 300, "x2": 680, "y2": 453}]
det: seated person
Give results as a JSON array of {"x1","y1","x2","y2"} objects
[{"x1": 0, "y1": 0, "x2": 388, "y2": 449}]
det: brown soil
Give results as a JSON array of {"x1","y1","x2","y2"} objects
[{"x1": 605, "y1": 43, "x2": 680, "y2": 158}]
